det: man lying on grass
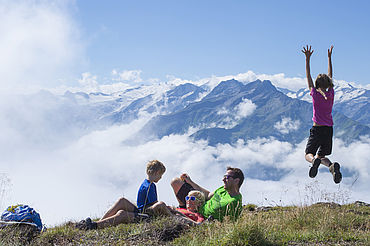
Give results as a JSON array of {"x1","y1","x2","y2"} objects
[{"x1": 171, "y1": 167, "x2": 244, "y2": 222}]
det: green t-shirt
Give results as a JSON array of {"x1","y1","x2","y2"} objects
[{"x1": 199, "y1": 186, "x2": 242, "y2": 221}]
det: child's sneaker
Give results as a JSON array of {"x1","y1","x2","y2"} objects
[
  {"x1": 309, "y1": 158, "x2": 321, "y2": 178},
  {"x1": 134, "y1": 213, "x2": 150, "y2": 223},
  {"x1": 329, "y1": 162, "x2": 342, "y2": 184},
  {"x1": 75, "y1": 217, "x2": 97, "y2": 230}
]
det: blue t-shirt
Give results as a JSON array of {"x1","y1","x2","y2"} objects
[{"x1": 137, "y1": 179, "x2": 157, "y2": 212}]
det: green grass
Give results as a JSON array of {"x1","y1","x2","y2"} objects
[{"x1": 1, "y1": 203, "x2": 369, "y2": 245}]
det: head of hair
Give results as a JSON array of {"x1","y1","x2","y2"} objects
[
  {"x1": 146, "y1": 160, "x2": 166, "y2": 175},
  {"x1": 315, "y1": 74, "x2": 333, "y2": 90},
  {"x1": 188, "y1": 190, "x2": 205, "y2": 205},
  {"x1": 227, "y1": 166, "x2": 244, "y2": 188}
]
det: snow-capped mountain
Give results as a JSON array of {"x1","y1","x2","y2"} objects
[
  {"x1": 5, "y1": 79, "x2": 369, "y2": 149},
  {"x1": 282, "y1": 80, "x2": 370, "y2": 127},
  {"x1": 138, "y1": 79, "x2": 369, "y2": 145}
]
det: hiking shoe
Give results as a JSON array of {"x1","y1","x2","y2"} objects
[
  {"x1": 86, "y1": 217, "x2": 98, "y2": 230},
  {"x1": 329, "y1": 162, "x2": 342, "y2": 184},
  {"x1": 75, "y1": 219, "x2": 86, "y2": 230},
  {"x1": 75, "y1": 217, "x2": 97, "y2": 230},
  {"x1": 309, "y1": 158, "x2": 321, "y2": 178},
  {"x1": 134, "y1": 213, "x2": 150, "y2": 223}
]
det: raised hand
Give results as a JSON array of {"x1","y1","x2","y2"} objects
[
  {"x1": 328, "y1": 45, "x2": 333, "y2": 57},
  {"x1": 302, "y1": 45, "x2": 314, "y2": 89},
  {"x1": 302, "y1": 45, "x2": 314, "y2": 59},
  {"x1": 328, "y1": 45, "x2": 333, "y2": 78},
  {"x1": 180, "y1": 173, "x2": 192, "y2": 183}
]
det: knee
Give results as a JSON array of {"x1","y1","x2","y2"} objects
[
  {"x1": 305, "y1": 153, "x2": 313, "y2": 158},
  {"x1": 151, "y1": 201, "x2": 167, "y2": 211},
  {"x1": 171, "y1": 177, "x2": 183, "y2": 189},
  {"x1": 115, "y1": 209, "x2": 126, "y2": 217},
  {"x1": 156, "y1": 201, "x2": 167, "y2": 207},
  {"x1": 117, "y1": 197, "x2": 127, "y2": 204}
]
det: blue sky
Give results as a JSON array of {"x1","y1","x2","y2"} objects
[
  {"x1": 0, "y1": 0, "x2": 369, "y2": 91},
  {"x1": 1, "y1": 1, "x2": 370, "y2": 226},
  {"x1": 73, "y1": 0, "x2": 370, "y2": 86}
]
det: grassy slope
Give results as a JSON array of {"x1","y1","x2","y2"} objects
[{"x1": 1, "y1": 203, "x2": 369, "y2": 246}]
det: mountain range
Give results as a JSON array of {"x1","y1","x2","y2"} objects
[
  {"x1": 4, "y1": 78, "x2": 369, "y2": 180},
  {"x1": 138, "y1": 79, "x2": 370, "y2": 145},
  {"x1": 7, "y1": 79, "x2": 369, "y2": 149}
]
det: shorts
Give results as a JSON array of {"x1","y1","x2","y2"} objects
[
  {"x1": 176, "y1": 182, "x2": 195, "y2": 208},
  {"x1": 305, "y1": 126, "x2": 333, "y2": 156},
  {"x1": 137, "y1": 202, "x2": 156, "y2": 213}
]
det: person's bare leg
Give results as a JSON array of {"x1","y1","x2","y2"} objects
[
  {"x1": 100, "y1": 197, "x2": 137, "y2": 221},
  {"x1": 171, "y1": 177, "x2": 186, "y2": 207},
  {"x1": 148, "y1": 201, "x2": 172, "y2": 216},
  {"x1": 320, "y1": 155, "x2": 342, "y2": 183},
  {"x1": 318, "y1": 156, "x2": 331, "y2": 167},
  {"x1": 305, "y1": 153, "x2": 315, "y2": 163},
  {"x1": 306, "y1": 153, "x2": 321, "y2": 178},
  {"x1": 97, "y1": 210, "x2": 135, "y2": 229}
]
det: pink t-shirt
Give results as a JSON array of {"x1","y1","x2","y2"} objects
[{"x1": 310, "y1": 87, "x2": 334, "y2": 126}]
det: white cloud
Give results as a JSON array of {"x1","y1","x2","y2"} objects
[
  {"x1": 113, "y1": 69, "x2": 143, "y2": 83},
  {"x1": 0, "y1": 0, "x2": 84, "y2": 93},
  {"x1": 78, "y1": 72, "x2": 100, "y2": 92},
  {"x1": 217, "y1": 107, "x2": 229, "y2": 115},
  {"x1": 2, "y1": 106, "x2": 369, "y2": 227},
  {"x1": 215, "y1": 98, "x2": 256, "y2": 129},
  {"x1": 172, "y1": 71, "x2": 305, "y2": 92},
  {"x1": 255, "y1": 73, "x2": 306, "y2": 92},
  {"x1": 235, "y1": 98, "x2": 257, "y2": 120},
  {"x1": 274, "y1": 117, "x2": 301, "y2": 134}
]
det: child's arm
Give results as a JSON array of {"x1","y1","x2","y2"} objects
[
  {"x1": 302, "y1": 45, "x2": 314, "y2": 90},
  {"x1": 328, "y1": 45, "x2": 333, "y2": 79}
]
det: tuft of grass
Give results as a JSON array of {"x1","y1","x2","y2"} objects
[
  {"x1": 1, "y1": 202, "x2": 369, "y2": 245},
  {"x1": 244, "y1": 203, "x2": 257, "y2": 211},
  {"x1": 174, "y1": 203, "x2": 369, "y2": 246}
]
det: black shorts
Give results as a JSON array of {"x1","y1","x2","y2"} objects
[
  {"x1": 305, "y1": 126, "x2": 333, "y2": 156},
  {"x1": 176, "y1": 182, "x2": 195, "y2": 208}
]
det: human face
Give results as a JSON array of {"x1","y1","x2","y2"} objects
[
  {"x1": 185, "y1": 195, "x2": 199, "y2": 212},
  {"x1": 223, "y1": 170, "x2": 237, "y2": 190},
  {"x1": 149, "y1": 171, "x2": 163, "y2": 183}
]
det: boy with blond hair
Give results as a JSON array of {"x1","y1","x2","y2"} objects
[
  {"x1": 136, "y1": 160, "x2": 170, "y2": 215},
  {"x1": 76, "y1": 160, "x2": 170, "y2": 230}
]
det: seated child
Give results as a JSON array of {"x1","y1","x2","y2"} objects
[
  {"x1": 76, "y1": 160, "x2": 170, "y2": 230},
  {"x1": 136, "y1": 160, "x2": 171, "y2": 216}
]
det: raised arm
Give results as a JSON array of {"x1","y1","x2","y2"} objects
[
  {"x1": 302, "y1": 45, "x2": 314, "y2": 90},
  {"x1": 328, "y1": 45, "x2": 333, "y2": 79},
  {"x1": 180, "y1": 174, "x2": 213, "y2": 200}
]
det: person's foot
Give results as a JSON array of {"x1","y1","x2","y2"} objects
[
  {"x1": 329, "y1": 162, "x2": 342, "y2": 184},
  {"x1": 75, "y1": 217, "x2": 97, "y2": 230},
  {"x1": 309, "y1": 158, "x2": 321, "y2": 178},
  {"x1": 134, "y1": 213, "x2": 150, "y2": 223}
]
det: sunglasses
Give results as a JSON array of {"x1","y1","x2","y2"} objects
[
  {"x1": 223, "y1": 175, "x2": 235, "y2": 179},
  {"x1": 185, "y1": 196, "x2": 197, "y2": 201}
]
